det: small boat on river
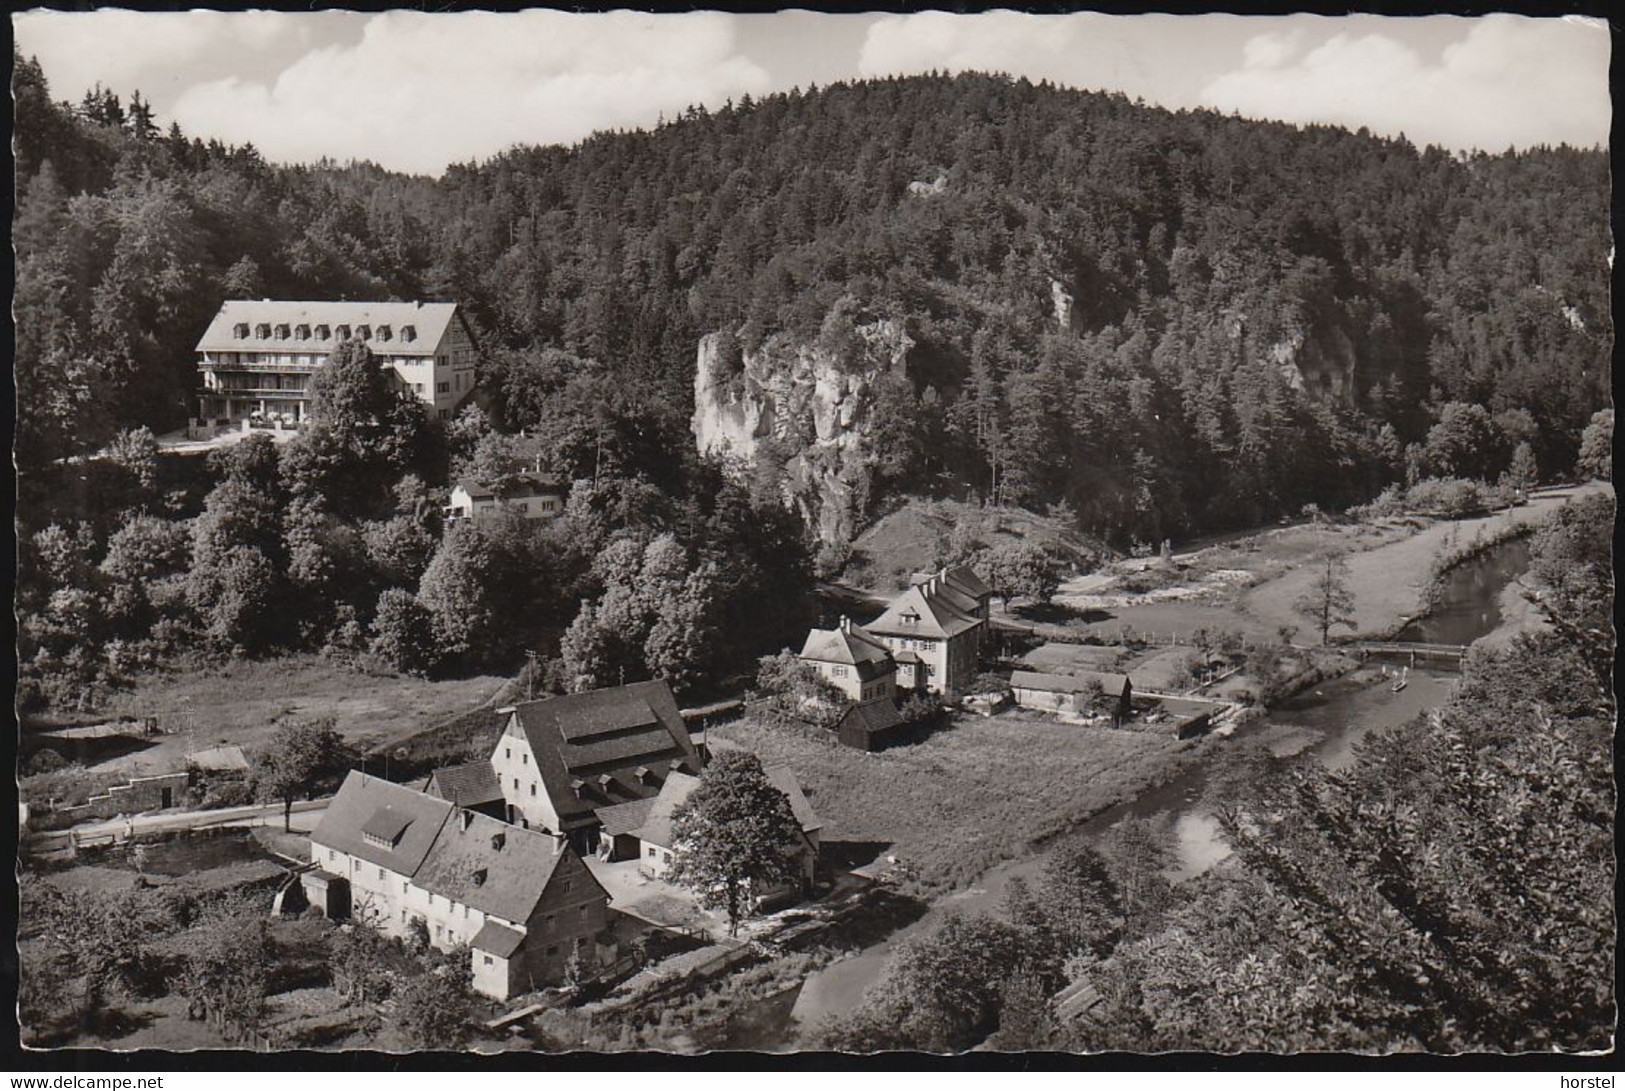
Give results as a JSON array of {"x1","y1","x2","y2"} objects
[{"x1": 1392, "y1": 666, "x2": 1410, "y2": 692}]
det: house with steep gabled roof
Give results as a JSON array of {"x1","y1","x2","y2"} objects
[
  {"x1": 306, "y1": 771, "x2": 612, "y2": 1001},
  {"x1": 864, "y1": 571, "x2": 988, "y2": 697},
  {"x1": 798, "y1": 616, "x2": 897, "y2": 703},
  {"x1": 483, "y1": 679, "x2": 703, "y2": 855}
]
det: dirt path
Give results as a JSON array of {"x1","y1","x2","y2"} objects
[{"x1": 1241, "y1": 484, "x2": 1607, "y2": 639}]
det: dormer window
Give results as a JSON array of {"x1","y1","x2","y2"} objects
[
  {"x1": 255, "y1": 323, "x2": 271, "y2": 339},
  {"x1": 356, "y1": 324, "x2": 371, "y2": 340},
  {"x1": 336, "y1": 325, "x2": 351, "y2": 340},
  {"x1": 401, "y1": 325, "x2": 416, "y2": 342},
  {"x1": 490, "y1": 832, "x2": 505, "y2": 851},
  {"x1": 315, "y1": 324, "x2": 331, "y2": 340},
  {"x1": 569, "y1": 777, "x2": 585, "y2": 799},
  {"x1": 459, "y1": 811, "x2": 474, "y2": 831},
  {"x1": 233, "y1": 322, "x2": 250, "y2": 339},
  {"x1": 376, "y1": 325, "x2": 392, "y2": 342},
  {"x1": 471, "y1": 868, "x2": 487, "y2": 886},
  {"x1": 361, "y1": 807, "x2": 410, "y2": 850},
  {"x1": 295, "y1": 324, "x2": 311, "y2": 340},
  {"x1": 274, "y1": 324, "x2": 291, "y2": 340},
  {"x1": 903, "y1": 611, "x2": 919, "y2": 626}
]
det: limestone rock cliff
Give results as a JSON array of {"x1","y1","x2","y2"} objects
[{"x1": 691, "y1": 319, "x2": 913, "y2": 545}]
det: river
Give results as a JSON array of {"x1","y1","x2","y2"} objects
[{"x1": 786, "y1": 534, "x2": 1538, "y2": 1043}]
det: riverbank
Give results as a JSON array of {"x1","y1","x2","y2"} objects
[{"x1": 1242, "y1": 482, "x2": 1606, "y2": 640}]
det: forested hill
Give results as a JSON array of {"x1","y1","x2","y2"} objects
[{"x1": 14, "y1": 60, "x2": 1611, "y2": 541}]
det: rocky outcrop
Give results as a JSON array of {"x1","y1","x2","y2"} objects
[
  {"x1": 1269, "y1": 323, "x2": 1357, "y2": 400},
  {"x1": 692, "y1": 319, "x2": 913, "y2": 545}
]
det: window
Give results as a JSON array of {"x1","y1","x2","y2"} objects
[
  {"x1": 545, "y1": 914, "x2": 555, "y2": 928},
  {"x1": 274, "y1": 324, "x2": 290, "y2": 340},
  {"x1": 401, "y1": 909, "x2": 407, "y2": 922},
  {"x1": 647, "y1": 846, "x2": 657, "y2": 858},
  {"x1": 437, "y1": 381, "x2": 451, "y2": 393},
  {"x1": 336, "y1": 325, "x2": 351, "y2": 340},
  {"x1": 377, "y1": 867, "x2": 384, "y2": 880},
  {"x1": 513, "y1": 777, "x2": 519, "y2": 789},
  {"x1": 315, "y1": 324, "x2": 331, "y2": 340},
  {"x1": 328, "y1": 848, "x2": 335, "y2": 861},
  {"x1": 439, "y1": 409, "x2": 450, "y2": 420},
  {"x1": 530, "y1": 783, "x2": 536, "y2": 797},
  {"x1": 233, "y1": 322, "x2": 250, "y2": 339},
  {"x1": 579, "y1": 905, "x2": 589, "y2": 920},
  {"x1": 483, "y1": 955, "x2": 493, "y2": 966},
  {"x1": 255, "y1": 323, "x2": 271, "y2": 339},
  {"x1": 295, "y1": 324, "x2": 310, "y2": 339},
  {"x1": 463, "y1": 904, "x2": 469, "y2": 918},
  {"x1": 356, "y1": 325, "x2": 371, "y2": 340},
  {"x1": 560, "y1": 880, "x2": 570, "y2": 892},
  {"x1": 521, "y1": 753, "x2": 527, "y2": 765},
  {"x1": 428, "y1": 893, "x2": 435, "y2": 907},
  {"x1": 376, "y1": 325, "x2": 392, "y2": 341},
  {"x1": 833, "y1": 665, "x2": 848, "y2": 677},
  {"x1": 402, "y1": 325, "x2": 416, "y2": 342},
  {"x1": 414, "y1": 383, "x2": 424, "y2": 394},
  {"x1": 435, "y1": 923, "x2": 443, "y2": 938},
  {"x1": 505, "y1": 747, "x2": 511, "y2": 759}
]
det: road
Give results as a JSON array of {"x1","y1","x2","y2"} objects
[{"x1": 33, "y1": 797, "x2": 330, "y2": 848}]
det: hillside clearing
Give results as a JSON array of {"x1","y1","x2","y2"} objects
[
  {"x1": 710, "y1": 708, "x2": 1210, "y2": 892},
  {"x1": 62, "y1": 657, "x2": 507, "y2": 776}
]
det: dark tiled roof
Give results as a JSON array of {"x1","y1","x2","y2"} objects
[
  {"x1": 798, "y1": 622, "x2": 896, "y2": 681},
  {"x1": 839, "y1": 699, "x2": 904, "y2": 736},
  {"x1": 311, "y1": 772, "x2": 454, "y2": 878},
  {"x1": 509, "y1": 680, "x2": 702, "y2": 826},
  {"x1": 456, "y1": 471, "x2": 567, "y2": 504},
  {"x1": 414, "y1": 810, "x2": 570, "y2": 923},
  {"x1": 425, "y1": 761, "x2": 503, "y2": 807},
  {"x1": 470, "y1": 920, "x2": 526, "y2": 959},
  {"x1": 942, "y1": 564, "x2": 994, "y2": 600},
  {"x1": 596, "y1": 797, "x2": 657, "y2": 838},
  {"x1": 866, "y1": 583, "x2": 983, "y2": 640}
]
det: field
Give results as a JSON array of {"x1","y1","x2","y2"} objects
[
  {"x1": 1020, "y1": 483, "x2": 1607, "y2": 646},
  {"x1": 711, "y1": 708, "x2": 1209, "y2": 891},
  {"x1": 43, "y1": 656, "x2": 509, "y2": 776}
]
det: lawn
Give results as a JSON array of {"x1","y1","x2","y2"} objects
[
  {"x1": 711, "y1": 708, "x2": 1209, "y2": 891},
  {"x1": 74, "y1": 655, "x2": 508, "y2": 776}
]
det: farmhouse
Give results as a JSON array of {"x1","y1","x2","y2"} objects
[
  {"x1": 798, "y1": 617, "x2": 897, "y2": 703},
  {"x1": 446, "y1": 471, "x2": 568, "y2": 523},
  {"x1": 438, "y1": 680, "x2": 704, "y2": 856},
  {"x1": 193, "y1": 300, "x2": 478, "y2": 431},
  {"x1": 864, "y1": 569, "x2": 989, "y2": 697},
  {"x1": 595, "y1": 765, "x2": 821, "y2": 897},
  {"x1": 1010, "y1": 669, "x2": 1134, "y2": 723},
  {"x1": 306, "y1": 771, "x2": 612, "y2": 1000}
]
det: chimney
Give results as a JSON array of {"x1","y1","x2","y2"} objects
[
  {"x1": 459, "y1": 810, "x2": 474, "y2": 831},
  {"x1": 839, "y1": 615, "x2": 850, "y2": 633}
]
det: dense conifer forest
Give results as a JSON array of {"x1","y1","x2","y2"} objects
[{"x1": 14, "y1": 61, "x2": 1610, "y2": 535}]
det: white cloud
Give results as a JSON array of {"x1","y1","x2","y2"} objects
[
  {"x1": 1243, "y1": 31, "x2": 1302, "y2": 70},
  {"x1": 1199, "y1": 15, "x2": 1610, "y2": 151},
  {"x1": 12, "y1": 9, "x2": 311, "y2": 103},
  {"x1": 166, "y1": 11, "x2": 772, "y2": 174},
  {"x1": 858, "y1": 11, "x2": 1149, "y2": 91}
]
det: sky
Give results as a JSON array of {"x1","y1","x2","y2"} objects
[{"x1": 11, "y1": 9, "x2": 1612, "y2": 177}]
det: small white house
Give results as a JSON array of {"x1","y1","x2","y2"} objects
[{"x1": 446, "y1": 471, "x2": 567, "y2": 522}]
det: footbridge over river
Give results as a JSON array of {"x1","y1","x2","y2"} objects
[{"x1": 1344, "y1": 640, "x2": 1469, "y2": 664}]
